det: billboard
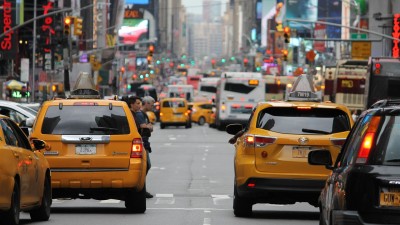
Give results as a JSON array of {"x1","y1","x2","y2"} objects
[
  {"x1": 0, "y1": 0, "x2": 17, "y2": 59},
  {"x1": 317, "y1": 0, "x2": 341, "y2": 38},
  {"x1": 125, "y1": 0, "x2": 149, "y2": 4},
  {"x1": 118, "y1": 19, "x2": 149, "y2": 45},
  {"x1": 286, "y1": 0, "x2": 318, "y2": 31}
]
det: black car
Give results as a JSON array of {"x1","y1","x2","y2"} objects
[{"x1": 308, "y1": 99, "x2": 400, "y2": 225}]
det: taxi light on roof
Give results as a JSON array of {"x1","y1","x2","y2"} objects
[
  {"x1": 73, "y1": 102, "x2": 98, "y2": 106},
  {"x1": 248, "y1": 79, "x2": 259, "y2": 86}
]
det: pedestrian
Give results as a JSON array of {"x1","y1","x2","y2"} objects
[{"x1": 128, "y1": 96, "x2": 154, "y2": 199}]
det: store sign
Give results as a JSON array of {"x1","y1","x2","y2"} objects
[
  {"x1": 393, "y1": 14, "x2": 400, "y2": 58},
  {"x1": 0, "y1": 0, "x2": 17, "y2": 59},
  {"x1": 124, "y1": 9, "x2": 143, "y2": 19},
  {"x1": 41, "y1": 1, "x2": 55, "y2": 53}
]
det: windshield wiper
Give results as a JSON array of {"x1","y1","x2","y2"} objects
[
  {"x1": 90, "y1": 127, "x2": 118, "y2": 133},
  {"x1": 302, "y1": 128, "x2": 330, "y2": 134}
]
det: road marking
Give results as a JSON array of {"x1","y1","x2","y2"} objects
[
  {"x1": 169, "y1": 137, "x2": 176, "y2": 140},
  {"x1": 156, "y1": 194, "x2": 174, "y2": 198},
  {"x1": 203, "y1": 218, "x2": 211, "y2": 225},
  {"x1": 146, "y1": 207, "x2": 230, "y2": 211},
  {"x1": 211, "y1": 195, "x2": 231, "y2": 205},
  {"x1": 100, "y1": 199, "x2": 120, "y2": 204},
  {"x1": 202, "y1": 165, "x2": 207, "y2": 168},
  {"x1": 202, "y1": 157, "x2": 206, "y2": 161}
]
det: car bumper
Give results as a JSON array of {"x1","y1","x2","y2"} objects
[{"x1": 332, "y1": 210, "x2": 400, "y2": 225}]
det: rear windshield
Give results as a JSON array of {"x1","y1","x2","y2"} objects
[
  {"x1": 41, "y1": 105, "x2": 130, "y2": 135},
  {"x1": 256, "y1": 107, "x2": 351, "y2": 134},
  {"x1": 162, "y1": 100, "x2": 186, "y2": 108}
]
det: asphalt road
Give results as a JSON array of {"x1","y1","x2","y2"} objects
[{"x1": 21, "y1": 123, "x2": 319, "y2": 225}]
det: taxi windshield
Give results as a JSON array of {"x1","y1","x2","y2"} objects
[
  {"x1": 41, "y1": 105, "x2": 130, "y2": 135},
  {"x1": 256, "y1": 107, "x2": 350, "y2": 134},
  {"x1": 163, "y1": 100, "x2": 185, "y2": 108}
]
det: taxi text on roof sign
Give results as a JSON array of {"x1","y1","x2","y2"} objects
[{"x1": 285, "y1": 74, "x2": 322, "y2": 102}]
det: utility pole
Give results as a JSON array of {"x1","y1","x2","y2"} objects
[{"x1": 32, "y1": 0, "x2": 37, "y2": 102}]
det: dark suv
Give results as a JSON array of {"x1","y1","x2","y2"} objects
[{"x1": 308, "y1": 99, "x2": 400, "y2": 225}]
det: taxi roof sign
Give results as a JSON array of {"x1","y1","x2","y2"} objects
[
  {"x1": 285, "y1": 74, "x2": 322, "y2": 102},
  {"x1": 69, "y1": 72, "x2": 101, "y2": 99}
]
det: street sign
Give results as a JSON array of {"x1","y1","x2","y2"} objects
[
  {"x1": 351, "y1": 33, "x2": 367, "y2": 39},
  {"x1": 351, "y1": 42, "x2": 371, "y2": 60}
]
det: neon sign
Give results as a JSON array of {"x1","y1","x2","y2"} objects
[
  {"x1": 393, "y1": 14, "x2": 400, "y2": 58},
  {"x1": 0, "y1": 0, "x2": 17, "y2": 59},
  {"x1": 41, "y1": 1, "x2": 54, "y2": 53}
]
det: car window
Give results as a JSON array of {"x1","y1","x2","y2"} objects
[
  {"x1": 371, "y1": 115, "x2": 400, "y2": 165},
  {"x1": 0, "y1": 119, "x2": 19, "y2": 147},
  {"x1": 41, "y1": 105, "x2": 130, "y2": 135},
  {"x1": 224, "y1": 82, "x2": 255, "y2": 94},
  {"x1": 256, "y1": 107, "x2": 351, "y2": 134},
  {"x1": 5, "y1": 119, "x2": 31, "y2": 150}
]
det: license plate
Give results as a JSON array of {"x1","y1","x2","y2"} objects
[
  {"x1": 76, "y1": 144, "x2": 96, "y2": 155},
  {"x1": 380, "y1": 192, "x2": 400, "y2": 206},
  {"x1": 292, "y1": 146, "x2": 311, "y2": 158}
]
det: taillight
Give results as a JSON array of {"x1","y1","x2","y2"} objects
[
  {"x1": 160, "y1": 112, "x2": 163, "y2": 117},
  {"x1": 131, "y1": 138, "x2": 143, "y2": 158},
  {"x1": 330, "y1": 138, "x2": 346, "y2": 147},
  {"x1": 356, "y1": 116, "x2": 381, "y2": 164},
  {"x1": 245, "y1": 135, "x2": 276, "y2": 147}
]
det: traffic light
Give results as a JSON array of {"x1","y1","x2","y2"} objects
[
  {"x1": 74, "y1": 17, "x2": 83, "y2": 36},
  {"x1": 283, "y1": 26, "x2": 291, "y2": 43},
  {"x1": 148, "y1": 45, "x2": 154, "y2": 56},
  {"x1": 120, "y1": 66, "x2": 125, "y2": 74},
  {"x1": 374, "y1": 63, "x2": 381, "y2": 75},
  {"x1": 221, "y1": 58, "x2": 226, "y2": 63},
  {"x1": 64, "y1": 16, "x2": 72, "y2": 35},
  {"x1": 147, "y1": 55, "x2": 152, "y2": 65},
  {"x1": 211, "y1": 59, "x2": 216, "y2": 69},
  {"x1": 243, "y1": 58, "x2": 249, "y2": 67},
  {"x1": 132, "y1": 74, "x2": 138, "y2": 80},
  {"x1": 52, "y1": 84, "x2": 58, "y2": 92},
  {"x1": 282, "y1": 49, "x2": 288, "y2": 61}
]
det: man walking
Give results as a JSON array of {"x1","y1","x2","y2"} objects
[{"x1": 129, "y1": 96, "x2": 154, "y2": 198}]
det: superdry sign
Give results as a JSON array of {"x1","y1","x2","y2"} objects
[{"x1": 0, "y1": 0, "x2": 17, "y2": 59}]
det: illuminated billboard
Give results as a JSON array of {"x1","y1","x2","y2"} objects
[
  {"x1": 286, "y1": 0, "x2": 318, "y2": 31},
  {"x1": 125, "y1": 0, "x2": 149, "y2": 4},
  {"x1": 118, "y1": 19, "x2": 149, "y2": 45}
]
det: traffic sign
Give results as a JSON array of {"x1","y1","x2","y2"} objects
[
  {"x1": 351, "y1": 33, "x2": 367, "y2": 39},
  {"x1": 351, "y1": 42, "x2": 371, "y2": 59}
]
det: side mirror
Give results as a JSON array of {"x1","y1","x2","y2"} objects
[
  {"x1": 31, "y1": 139, "x2": 48, "y2": 151},
  {"x1": 20, "y1": 118, "x2": 34, "y2": 128},
  {"x1": 308, "y1": 150, "x2": 333, "y2": 170},
  {"x1": 141, "y1": 128, "x2": 151, "y2": 137},
  {"x1": 226, "y1": 123, "x2": 243, "y2": 135}
]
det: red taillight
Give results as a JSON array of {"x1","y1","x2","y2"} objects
[
  {"x1": 247, "y1": 180, "x2": 256, "y2": 188},
  {"x1": 131, "y1": 138, "x2": 143, "y2": 158},
  {"x1": 330, "y1": 138, "x2": 346, "y2": 146},
  {"x1": 245, "y1": 105, "x2": 253, "y2": 109},
  {"x1": 356, "y1": 116, "x2": 381, "y2": 164},
  {"x1": 245, "y1": 135, "x2": 276, "y2": 147}
]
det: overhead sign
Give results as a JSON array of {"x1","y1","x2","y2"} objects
[
  {"x1": 351, "y1": 42, "x2": 371, "y2": 60},
  {"x1": 0, "y1": 0, "x2": 17, "y2": 59}
]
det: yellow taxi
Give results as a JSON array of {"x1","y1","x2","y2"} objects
[
  {"x1": 28, "y1": 73, "x2": 148, "y2": 213},
  {"x1": 0, "y1": 115, "x2": 51, "y2": 225},
  {"x1": 159, "y1": 98, "x2": 191, "y2": 129},
  {"x1": 226, "y1": 74, "x2": 354, "y2": 217},
  {"x1": 188, "y1": 102, "x2": 213, "y2": 125}
]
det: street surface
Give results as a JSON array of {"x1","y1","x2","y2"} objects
[{"x1": 21, "y1": 124, "x2": 319, "y2": 225}]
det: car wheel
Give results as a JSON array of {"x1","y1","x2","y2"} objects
[
  {"x1": 30, "y1": 174, "x2": 51, "y2": 221},
  {"x1": 160, "y1": 123, "x2": 165, "y2": 129},
  {"x1": 233, "y1": 186, "x2": 252, "y2": 217},
  {"x1": 125, "y1": 185, "x2": 146, "y2": 213},
  {"x1": 198, "y1": 117, "x2": 206, "y2": 126},
  {"x1": 0, "y1": 180, "x2": 20, "y2": 225}
]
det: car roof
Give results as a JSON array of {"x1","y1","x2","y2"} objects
[
  {"x1": 256, "y1": 100, "x2": 351, "y2": 111},
  {"x1": 42, "y1": 99, "x2": 128, "y2": 107},
  {"x1": 0, "y1": 100, "x2": 37, "y2": 117},
  {"x1": 161, "y1": 98, "x2": 187, "y2": 102}
]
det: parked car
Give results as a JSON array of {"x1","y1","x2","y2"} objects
[
  {"x1": 0, "y1": 100, "x2": 37, "y2": 125},
  {"x1": 0, "y1": 115, "x2": 51, "y2": 225},
  {"x1": 309, "y1": 99, "x2": 400, "y2": 225}
]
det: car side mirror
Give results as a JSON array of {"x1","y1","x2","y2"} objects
[
  {"x1": 141, "y1": 128, "x2": 151, "y2": 137},
  {"x1": 226, "y1": 123, "x2": 243, "y2": 135},
  {"x1": 308, "y1": 150, "x2": 334, "y2": 170},
  {"x1": 31, "y1": 139, "x2": 48, "y2": 151}
]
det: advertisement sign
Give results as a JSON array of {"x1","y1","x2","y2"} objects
[
  {"x1": 0, "y1": 0, "x2": 17, "y2": 59},
  {"x1": 286, "y1": 0, "x2": 318, "y2": 31},
  {"x1": 125, "y1": 0, "x2": 149, "y2": 4},
  {"x1": 118, "y1": 19, "x2": 149, "y2": 45},
  {"x1": 317, "y1": 0, "x2": 341, "y2": 38},
  {"x1": 314, "y1": 23, "x2": 326, "y2": 52}
]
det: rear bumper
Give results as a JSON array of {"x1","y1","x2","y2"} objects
[{"x1": 332, "y1": 210, "x2": 400, "y2": 225}]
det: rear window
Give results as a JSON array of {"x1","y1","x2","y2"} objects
[
  {"x1": 41, "y1": 105, "x2": 130, "y2": 135},
  {"x1": 256, "y1": 107, "x2": 351, "y2": 134},
  {"x1": 162, "y1": 100, "x2": 186, "y2": 108},
  {"x1": 224, "y1": 82, "x2": 255, "y2": 94}
]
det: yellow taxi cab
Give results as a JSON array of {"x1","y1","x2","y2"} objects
[
  {"x1": 159, "y1": 98, "x2": 191, "y2": 129},
  {"x1": 28, "y1": 73, "x2": 148, "y2": 213},
  {"x1": 146, "y1": 111, "x2": 156, "y2": 124},
  {"x1": 188, "y1": 102, "x2": 213, "y2": 125},
  {"x1": 226, "y1": 74, "x2": 354, "y2": 217},
  {"x1": 0, "y1": 115, "x2": 51, "y2": 225}
]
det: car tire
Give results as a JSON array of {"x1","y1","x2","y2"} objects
[
  {"x1": 160, "y1": 123, "x2": 165, "y2": 129},
  {"x1": 30, "y1": 174, "x2": 51, "y2": 221},
  {"x1": 233, "y1": 186, "x2": 252, "y2": 217},
  {"x1": 125, "y1": 185, "x2": 146, "y2": 213},
  {"x1": 185, "y1": 122, "x2": 191, "y2": 129},
  {"x1": 0, "y1": 180, "x2": 20, "y2": 225},
  {"x1": 198, "y1": 117, "x2": 206, "y2": 126}
]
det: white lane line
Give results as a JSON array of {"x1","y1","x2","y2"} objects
[
  {"x1": 100, "y1": 199, "x2": 121, "y2": 204},
  {"x1": 154, "y1": 194, "x2": 175, "y2": 205},
  {"x1": 203, "y1": 218, "x2": 211, "y2": 225},
  {"x1": 202, "y1": 157, "x2": 206, "y2": 161},
  {"x1": 169, "y1": 137, "x2": 177, "y2": 140},
  {"x1": 156, "y1": 194, "x2": 174, "y2": 198},
  {"x1": 164, "y1": 143, "x2": 172, "y2": 146},
  {"x1": 202, "y1": 165, "x2": 207, "y2": 168},
  {"x1": 211, "y1": 194, "x2": 231, "y2": 205}
]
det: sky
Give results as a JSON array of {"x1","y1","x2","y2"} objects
[{"x1": 182, "y1": 0, "x2": 228, "y2": 15}]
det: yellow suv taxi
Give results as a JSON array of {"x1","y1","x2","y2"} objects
[
  {"x1": 189, "y1": 102, "x2": 213, "y2": 125},
  {"x1": 0, "y1": 115, "x2": 51, "y2": 225},
  {"x1": 28, "y1": 73, "x2": 148, "y2": 213},
  {"x1": 226, "y1": 74, "x2": 354, "y2": 217},
  {"x1": 159, "y1": 98, "x2": 191, "y2": 129}
]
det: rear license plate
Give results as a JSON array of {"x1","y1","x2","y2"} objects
[
  {"x1": 380, "y1": 192, "x2": 400, "y2": 206},
  {"x1": 76, "y1": 144, "x2": 96, "y2": 155},
  {"x1": 292, "y1": 146, "x2": 311, "y2": 158}
]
